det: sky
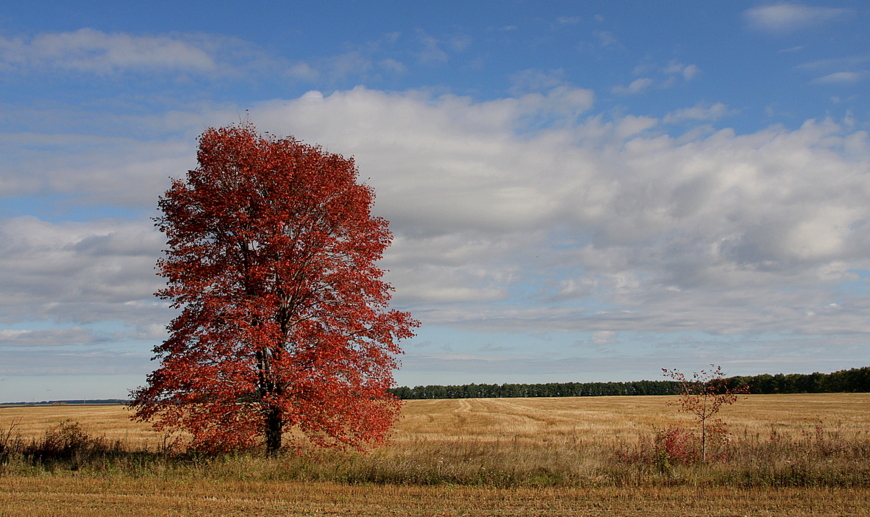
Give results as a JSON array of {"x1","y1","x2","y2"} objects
[{"x1": 1, "y1": 1, "x2": 869, "y2": 402}]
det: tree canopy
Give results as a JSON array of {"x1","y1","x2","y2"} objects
[{"x1": 131, "y1": 123, "x2": 418, "y2": 454}]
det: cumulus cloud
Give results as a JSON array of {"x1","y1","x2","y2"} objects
[
  {"x1": 222, "y1": 89, "x2": 870, "y2": 342},
  {"x1": 662, "y1": 62, "x2": 700, "y2": 81},
  {"x1": 0, "y1": 217, "x2": 168, "y2": 328},
  {"x1": 4, "y1": 86, "x2": 870, "y2": 382},
  {"x1": 665, "y1": 64, "x2": 700, "y2": 88},
  {"x1": 0, "y1": 132, "x2": 195, "y2": 206},
  {"x1": 744, "y1": 4, "x2": 853, "y2": 33}
]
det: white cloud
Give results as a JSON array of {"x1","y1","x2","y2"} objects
[
  {"x1": 662, "y1": 62, "x2": 696, "y2": 79},
  {"x1": 379, "y1": 58, "x2": 406, "y2": 74},
  {"x1": 659, "y1": 62, "x2": 701, "y2": 87},
  {"x1": 0, "y1": 349, "x2": 151, "y2": 377},
  {"x1": 0, "y1": 327, "x2": 98, "y2": 347},
  {"x1": 288, "y1": 62, "x2": 319, "y2": 80},
  {"x1": 617, "y1": 62, "x2": 700, "y2": 93},
  {"x1": 798, "y1": 56, "x2": 870, "y2": 73},
  {"x1": 0, "y1": 132, "x2": 196, "y2": 205},
  {"x1": 796, "y1": 56, "x2": 869, "y2": 86},
  {"x1": 591, "y1": 330, "x2": 617, "y2": 346},
  {"x1": 0, "y1": 28, "x2": 300, "y2": 81},
  {"x1": 416, "y1": 30, "x2": 449, "y2": 64},
  {"x1": 325, "y1": 50, "x2": 374, "y2": 77},
  {"x1": 744, "y1": 4, "x2": 853, "y2": 33},
  {"x1": 682, "y1": 64, "x2": 700, "y2": 81},
  {"x1": 811, "y1": 71, "x2": 866, "y2": 85},
  {"x1": 4, "y1": 87, "x2": 870, "y2": 375},
  {"x1": 664, "y1": 102, "x2": 732, "y2": 123},
  {"x1": 509, "y1": 68, "x2": 567, "y2": 94},
  {"x1": 554, "y1": 16, "x2": 583, "y2": 27},
  {"x1": 611, "y1": 77, "x2": 653, "y2": 95},
  {"x1": 0, "y1": 28, "x2": 218, "y2": 73},
  {"x1": 229, "y1": 90, "x2": 870, "y2": 340},
  {"x1": 449, "y1": 34, "x2": 472, "y2": 52},
  {"x1": 593, "y1": 30, "x2": 618, "y2": 47},
  {"x1": 281, "y1": 33, "x2": 411, "y2": 83},
  {"x1": 0, "y1": 217, "x2": 169, "y2": 328}
]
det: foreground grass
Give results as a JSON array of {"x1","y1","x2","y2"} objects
[{"x1": 2, "y1": 394, "x2": 869, "y2": 515}]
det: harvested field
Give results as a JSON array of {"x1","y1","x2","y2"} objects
[
  {"x1": 1, "y1": 394, "x2": 869, "y2": 516},
  {"x1": 395, "y1": 393, "x2": 870, "y2": 444},
  {"x1": 6, "y1": 393, "x2": 868, "y2": 447}
]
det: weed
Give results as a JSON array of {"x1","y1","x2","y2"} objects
[{"x1": 18, "y1": 420, "x2": 125, "y2": 471}]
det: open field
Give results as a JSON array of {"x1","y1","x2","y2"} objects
[
  {"x1": 5, "y1": 393, "x2": 869, "y2": 448},
  {"x1": 395, "y1": 393, "x2": 870, "y2": 444},
  {"x1": 2, "y1": 394, "x2": 870, "y2": 516}
]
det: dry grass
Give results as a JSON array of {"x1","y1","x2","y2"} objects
[{"x1": 1, "y1": 394, "x2": 869, "y2": 515}]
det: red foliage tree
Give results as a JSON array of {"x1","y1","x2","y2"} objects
[
  {"x1": 662, "y1": 365, "x2": 749, "y2": 462},
  {"x1": 130, "y1": 123, "x2": 418, "y2": 454}
]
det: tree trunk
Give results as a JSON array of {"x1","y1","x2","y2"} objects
[
  {"x1": 265, "y1": 406, "x2": 283, "y2": 455},
  {"x1": 701, "y1": 418, "x2": 707, "y2": 463}
]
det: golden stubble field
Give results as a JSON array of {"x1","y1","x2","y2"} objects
[
  {"x1": 2, "y1": 394, "x2": 869, "y2": 516},
  {"x1": 7, "y1": 393, "x2": 868, "y2": 448}
]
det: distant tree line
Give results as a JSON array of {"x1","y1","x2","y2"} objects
[
  {"x1": 728, "y1": 367, "x2": 870, "y2": 395},
  {"x1": 0, "y1": 399, "x2": 129, "y2": 406},
  {"x1": 5, "y1": 368, "x2": 868, "y2": 405},
  {"x1": 389, "y1": 367, "x2": 870, "y2": 400},
  {"x1": 390, "y1": 380, "x2": 679, "y2": 399}
]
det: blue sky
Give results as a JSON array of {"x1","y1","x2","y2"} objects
[{"x1": 1, "y1": 1, "x2": 869, "y2": 401}]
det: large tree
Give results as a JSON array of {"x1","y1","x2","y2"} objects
[{"x1": 131, "y1": 123, "x2": 418, "y2": 454}]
